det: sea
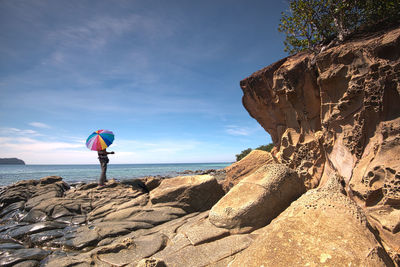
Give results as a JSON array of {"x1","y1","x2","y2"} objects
[{"x1": 0, "y1": 162, "x2": 231, "y2": 186}]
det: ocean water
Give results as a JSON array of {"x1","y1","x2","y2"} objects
[{"x1": 0, "y1": 162, "x2": 231, "y2": 186}]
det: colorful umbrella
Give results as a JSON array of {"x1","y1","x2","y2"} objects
[{"x1": 86, "y1": 130, "x2": 114, "y2": 151}]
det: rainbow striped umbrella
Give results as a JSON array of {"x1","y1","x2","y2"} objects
[{"x1": 86, "y1": 130, "x2": 114, "y2": 151}]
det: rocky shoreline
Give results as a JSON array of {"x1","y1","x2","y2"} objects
[
  {"x1": 1, "y1": 24, "x2": 399, "y2": 266},
  {"x1": 0, "y1": 158, "x2": 396, "y2": 266}
]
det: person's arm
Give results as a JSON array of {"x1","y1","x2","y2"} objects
[{"x1": 107, "y1": 151, "x2": 115, "y2": 154}]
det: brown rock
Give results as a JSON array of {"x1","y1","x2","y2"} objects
[
  {"x1": 155, "y1": 234, "x2": 253, "y2": 267},
  {"x1": 150, "y1": 175, "x2": 225, "y2": 212},
  {"x1": 94, "y1": 233, "x2": 168, "y2": 266},
  {"x1": 209, "y1": 164, "x2": 305, "y2": 231},
  {"x1": 239, "y1": 25, "x2": 400, "y2": 259},
  {"x1": 222, "y1": 149, "x2": 278, "y2": 191},
  {"x1": 229, "y1": 175, "x2": 394, "y2": 267},
  {"x1": 178, "y1": 214, "x2": 230, "y2": 246}
]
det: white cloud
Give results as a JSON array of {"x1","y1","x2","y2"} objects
[
  {"x1": 225, "y1": 125, "x2": 252, "y2": 136},
  {"x1": 0, "y1": 127, "x2": 39, "y2": 136},
  {"x1": 47, "y1": 14, "x2": 172, "y2": 51},
  {"x1": 0, "y1": 133, "x2": 223, "y2": 164},
  {"x1": 0, "y1": 137, "x2": 82, "y2": 151},
  {"x1": 29, "y1": 122, "x2": 51, "y2": 129},
  {"x1": 225, "y1": 124, "x2": 267, "y2": 137}
]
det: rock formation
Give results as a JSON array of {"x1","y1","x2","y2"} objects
[
  {"x1": 230, "y1": 174, "x2": 394, "y2": 266},
  {"x1": 209, "y1": 164, "x2": 305, "y2": 231},
  {"x1": 240, "y1": 25, "x2": 400, "y2": 261},
  {"x1": 0, "y1": 176, "x2": 257, "y2": 266}
]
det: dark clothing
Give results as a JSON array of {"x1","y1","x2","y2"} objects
[
  {"x1": 98, "y1": 150, "x2": 109, "y2": 163},
  {"x1": 98, "y1": 150, "x2": 110, "y2": 185}
]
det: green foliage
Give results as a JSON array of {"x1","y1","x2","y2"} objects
[
  {"x1": 278, "y1": 0, "x2": 400, "y2": 54},
  {"x1": 235, "y1": 148, "x2": 253, "y2": 162},
  {"x1": 235, "y1": 143, "x2": 275, "y2": 162},
  {"x1": 360, "y1": 0, "x2": 400, "y2": 25},
  {"x1": 256, "y1": 143, "x2": 274, "y2": 152}
]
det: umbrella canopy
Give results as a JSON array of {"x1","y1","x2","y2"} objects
[{"x1": 86, "y1": 130, "x2": 114, "y2": 151}]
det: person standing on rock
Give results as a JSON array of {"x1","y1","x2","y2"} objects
[
  {"x1": 98, "y1": 149, "x2": 114, "y2": 186},
  {"x1": 86, "y1": 130, "x2": 116, "y2": 186}
]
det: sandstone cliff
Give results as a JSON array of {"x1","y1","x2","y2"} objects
[{"x1": 240, "y1": 25, "x2": 400, "y2": 262}]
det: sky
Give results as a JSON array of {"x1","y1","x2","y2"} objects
[{"x1": 0, "y1": 0, "x2": 288, "y2": 164}]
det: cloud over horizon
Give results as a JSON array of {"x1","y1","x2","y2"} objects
[{"x1": 0, "y1": 0, "x2": 283, "y2": 164}]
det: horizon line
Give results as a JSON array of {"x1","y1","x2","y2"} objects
[{"x1": 5, "y1": 161, "x2": 234, "y2": 166}]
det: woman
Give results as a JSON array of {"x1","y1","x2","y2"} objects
[{"x1": 98, "y1": 149, "x2": 115, "y2": 186}]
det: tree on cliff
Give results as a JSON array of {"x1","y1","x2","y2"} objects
[
  {"x1": 235, "y1": 144, "x2": 274, "y2": 161},
  {"x1": 279, "y1": 0, "x2": 400, "y2": 54}
]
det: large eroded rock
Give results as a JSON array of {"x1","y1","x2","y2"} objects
[
  {"x1": 229, "y1": 175, "x2": 395, "y2": 267},
  {"x1": 209, "y1": 164, "x2": 305, "y2": 231},
  {"x1": 240, "y1": 25, "x2": 400, "y2": 260}
]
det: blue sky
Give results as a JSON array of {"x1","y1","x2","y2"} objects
[{"x1": 0, "y1": 0, "x2": 288, "y2": 164}]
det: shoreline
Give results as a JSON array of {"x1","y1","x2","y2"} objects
[{"x1": 0, "y1": 162, "x2": 231, "y2": 187}]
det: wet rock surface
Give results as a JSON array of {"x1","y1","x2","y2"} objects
[{"x1": 0, "y1": 174, "x2": 257, "y2": 266}]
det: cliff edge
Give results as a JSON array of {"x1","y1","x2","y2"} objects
[{"x1": 240, "y1": 25, "x2": 400, "y2": 262}]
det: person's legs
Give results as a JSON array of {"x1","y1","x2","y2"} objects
[
  {"x1": 99, "y1": 161, "x2": 107, "y2": 185},
  {"x1": 104, "y1": 163, "x2": 108, "y2": 183}
]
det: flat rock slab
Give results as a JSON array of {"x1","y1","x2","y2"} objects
[
  {"x1": 0, "y1": 248, "x2": 49, "y2": 267},
  {"x1": 6, "y1": 221, "x2": 67, "y2": 239},
  {"x1": 179, "y1": 217, "x2": 230, "y2": 246},
  {"x1": 95, "y1": 233, "x2": 168, "y2": 266},
  {"x1": 158, "y1": 234, "x2": 253, "y2": 267},
  {"x1": 28, "y1": 229, "x2": 65, "y2": 245},
  {"x1": 0, "y1": 243, "x2": 25, "y2": 250}
]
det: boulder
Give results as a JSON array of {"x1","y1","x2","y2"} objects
[
  {"x1": 229, "y1": 175, "x2": 394, "y2": 267},
  {"x1": 209, "y1": 164, "x2": 305, "y2": 231},
  {"x1": 150, "y1": 175, "x2": 225, "y2": 212},
  {"x1": 222, "y1": 150, "x2": 277, "y2": 191}
]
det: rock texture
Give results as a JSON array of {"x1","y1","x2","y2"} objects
[
  {"x1": 150, "y1": 175, "x2": 225, "y2": 213},
  {"x1": 209, "y1": 164, "x2": 305, "y2": 231},
  {"x1": 222, "y1": 149, "x2": 277, "y2": 191},
  {"x1": 0, "y1": 175, "x2": 257, "y2": 266},
  {"x1": 240, "y1": 25, "x2": 400, "y2": 260},
  {"x1": 229, "y1": 175, "x2": 394, "y2": 266}
]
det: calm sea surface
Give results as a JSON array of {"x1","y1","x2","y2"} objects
[{"x1": 0, "y1": 163, "x2": 231, "y2": 186}]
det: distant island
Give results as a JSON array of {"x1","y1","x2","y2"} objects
[{"x1": 0, "y1": 158, "x2": 25, "y2": 165}]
